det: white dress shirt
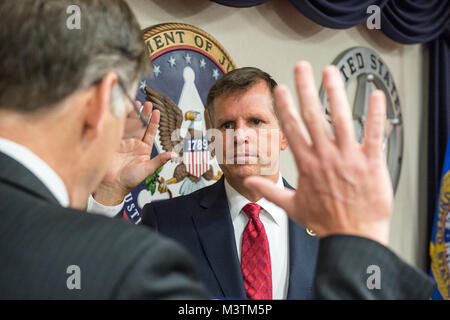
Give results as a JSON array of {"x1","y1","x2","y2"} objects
[
  {"x1": 0, "y1": 138, "x2": 69, "y2": 207},
  {"x1": 224, "y1": 175, "x2": 290, "y2": 299},
  {"x1": 87, "y1": 194, "x2": 124, "y2": 218}
]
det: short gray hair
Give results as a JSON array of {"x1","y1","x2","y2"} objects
[{"x1": 0, "y1": 0, "x2": 151, "y2": 113}]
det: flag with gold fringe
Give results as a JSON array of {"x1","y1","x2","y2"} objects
[{"x1": 430, "y1": 136, "x2": 450, "y2": 300}]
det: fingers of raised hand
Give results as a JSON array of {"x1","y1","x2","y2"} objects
[
  {"x1": 141, "y1": 109, "x2": 160, "y2": 146},
  {"x1": 140, "y1": 101, "x2": 153, "y2": 122},
  {"x1": 273, "y1": 85, "x2": 312, "y2": 167},
  {"x1": 363, "y1": 90, "x2": 386, "y2": 160},
  {"x1": 244, "y1": 176, "x2": 297, "y2": 219},
  {"x1": 143, "y1": 152, "x2": 177, "y2": 175},
  {"x1": 294, "y1": 61, "x2": 330, "y2": 151},
  {"x1": 322, "y1": 65, "x2": 356, "y2": 150}
]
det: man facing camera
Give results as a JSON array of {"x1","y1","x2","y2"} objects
[{"x1": 92, "y1": 68, "x2": 319, "y2": 299}]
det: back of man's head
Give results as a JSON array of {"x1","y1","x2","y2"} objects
[
  {"x1": 0, "y1": 0, "x2": 149, "y2": 114},
  {"x1": 0, "y1": 0, "x2": 152, "y2": 209}
]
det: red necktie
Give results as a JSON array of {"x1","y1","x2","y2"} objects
[{"x1": 240, "y1": 203, "x2": 272, "y2": 299}]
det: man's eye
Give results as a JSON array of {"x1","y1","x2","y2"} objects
[
  {"x1": 252, "y1": 119, "x2": 262, "y2": 125},
  {"x1": 222, "y1": 122, "x2": 233, "y2": 129}
]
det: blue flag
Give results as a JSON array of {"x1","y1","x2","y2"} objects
[{"x1": 429, "y1": 136, "x2": 450, "y2": 300}]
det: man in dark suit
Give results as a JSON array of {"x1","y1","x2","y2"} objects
[
  {"x1": 0, "y1": 0, "x2": 208, "y2": 299},
  {"x1": 0, "y1": 152, "x2": 207, "y2": 299},
  {"x1": 144, "y1": 68, "x2": 319, "y2": 299},
  {"x1": 93, "y1": 68, "x2": 319, "y2": 299}
]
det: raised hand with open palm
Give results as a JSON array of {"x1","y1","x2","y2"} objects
[
  {"x1": 245, "y1": 62, "x2": 393, "y2": 246},
  {"x1": 93, "y1": 101, "x2": 177, "y2": 206}
]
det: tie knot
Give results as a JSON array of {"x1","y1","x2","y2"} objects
[{"x1": 242, "y1": 203, "x2": 261, "y2": 220}]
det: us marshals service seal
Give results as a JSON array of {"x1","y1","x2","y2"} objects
[
  {"x1": 122, "y1": 23, "x2": 236, "y2": 224},
  {"x1": 319, "y1": 47, "x2": 403, "y2": 192},
  {"x1": 430, "y1": 171, "x2": 450, "y2": 299}
]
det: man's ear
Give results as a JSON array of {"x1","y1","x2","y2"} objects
[{"x1": 83, "y1": 72, "x2": 118, "y2": 141}]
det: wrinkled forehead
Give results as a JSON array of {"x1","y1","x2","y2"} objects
[{"x1": 212, "y1": 82, "x2": 276, "y2": 119}]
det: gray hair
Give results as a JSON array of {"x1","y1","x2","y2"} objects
[{"x1": 0, "y1": 0, "x2": 151, "y2": 115}]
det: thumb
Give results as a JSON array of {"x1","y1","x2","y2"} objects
[
  {"x1": 143, "y1": 152, "x2": 177, "y2": 176},
  {"x1": 244, "y1": 176, "x2": 296, "y2": 215}
]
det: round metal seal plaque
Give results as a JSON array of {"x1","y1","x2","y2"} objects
[
  {"x1": 122, "y1": 23, "x2": 236, "y2": 224},
  {"x1": 319, "y1": 47, "x2": 403, "y2": 193}
]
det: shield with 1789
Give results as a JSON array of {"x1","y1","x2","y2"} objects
[{"x1": 183, "y1": 136, "x2": 209, "y2": 178}]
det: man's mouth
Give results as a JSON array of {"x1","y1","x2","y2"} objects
[
  {"x1": 234, "y1": 153, "x2": 257, "y2": 157},
  {"x1": 232, "y1": 153, "x2": 258, "y2": 164}
]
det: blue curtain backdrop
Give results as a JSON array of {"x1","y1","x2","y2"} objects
[
  {"x1": 211, "y1": 0, "x2": 450, "y2": 271},
  {"x1": 210, "y1": 0, "x2": 269, "y2": 7},
  {"x1": 289, "y1": 0, "x2": 388, "y2": 29}
]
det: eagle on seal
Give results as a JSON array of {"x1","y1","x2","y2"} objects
[{"x1": 144, "y1": 86, "x2": 222, "y2": 196}]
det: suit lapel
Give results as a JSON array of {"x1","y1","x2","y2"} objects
[
  {"x1": 287, "y1": 219, "x2": 317, "y2": 299},
  {"x1": 282, "y1": 178, "x2": 318, "y2": 299},
  {"x1": 192, "y1": 177, "x2": 246, "y2": 298},
  {"x1": 0, "y1": 152, "x2": 60, "y2": 205}
]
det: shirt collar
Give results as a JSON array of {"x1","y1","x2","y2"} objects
[
  {"x1": 224, "y1": 174, "x2": 286, "y2": 226},
  {"x1": 0, "y1": 138, "x2": 70, "y2": 207}
]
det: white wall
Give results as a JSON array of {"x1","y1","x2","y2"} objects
[{"x1": 126, "y1": 0, "x2": 429, "y2": 270}]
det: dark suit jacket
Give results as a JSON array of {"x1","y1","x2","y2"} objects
[
  {"x1": 314, "y1": 235, "x2": 435, "y2": 299},
  {"x1": 142, "y1": 177, "x2": 318, "y2": 299},
  {"x1": 0, "y1": 152, "x2": 209, "y2": 299}
]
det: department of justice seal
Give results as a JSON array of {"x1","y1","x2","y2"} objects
[{"x1": 122, "y1": 23, "x2": 236, "y2": 224}]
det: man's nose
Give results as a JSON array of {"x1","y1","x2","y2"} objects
[{"x1": 234, "y1": 126, "x2": 249, "y2": 145}]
